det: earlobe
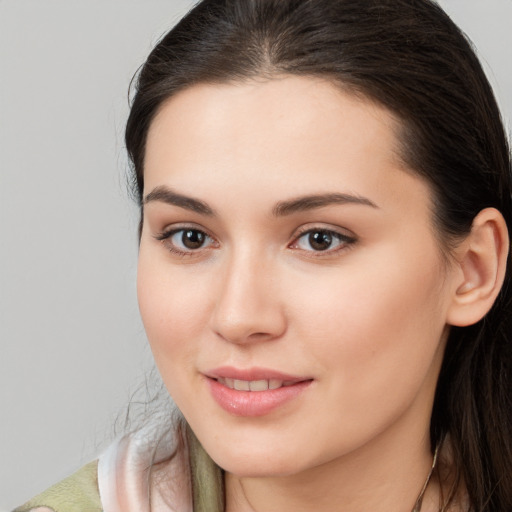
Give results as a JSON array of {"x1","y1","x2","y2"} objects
[{"x1": 447, "y1": 208, "x2": 509, "y2": 327}]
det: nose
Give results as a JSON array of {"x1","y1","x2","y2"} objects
[{"x1": 209, "y1": 250, "x2": 287, "y2": 344}]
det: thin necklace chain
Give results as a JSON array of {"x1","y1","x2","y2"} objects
[{"x1": 411, "y1": 444, "x2": 440, "y2": 512}]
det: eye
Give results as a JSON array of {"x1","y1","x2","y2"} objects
[
  {"x1": 291, "y1": 228, "x2": 355, "y2": 253},
  {"x1": 156, "y1": 227, "x2": 217, "y2": 255}
]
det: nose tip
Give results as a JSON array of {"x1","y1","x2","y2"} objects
[
  {"x1": 209, "y1": 260, "x2": 287, "y2": 345},
  {"x1": 213, "y1": 314, "x2": 283, "y2": 345}
]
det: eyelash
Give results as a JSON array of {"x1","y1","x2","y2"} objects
[
  {"x1": 155, "y1": 227, "x2": 218, "y2": 257},
  {"x1": 154, "y1": 226, "x2": 357, "y2": 258},
  {"x1": 290, "y1": 227, "x2": 357, "y2": 256}
]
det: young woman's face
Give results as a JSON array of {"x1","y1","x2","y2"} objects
[{"x1": 138, "y1": 76, "x2": 458, "y2": 477}]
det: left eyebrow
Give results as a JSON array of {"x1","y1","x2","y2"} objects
[{"x1": 272, "y1": 193, "x2": 379, "y2": 216}]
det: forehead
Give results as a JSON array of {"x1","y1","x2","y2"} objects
[
  {"x1": 147, "y1": 76, "x2": 402, "y2": 155},
  {"x1": 144, "y1": 75, "x2": 429, "y2": 215}
]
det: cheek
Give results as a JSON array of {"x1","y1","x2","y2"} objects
[
  {"x1": 137, "y1": 252, "x2": 209, "y2": 372},
  {"x1": 289, "y1": 241, "x2": 448, "y2": 391},
  {"x1": 277, "y1": 249, "x2": 448, "y2": 451},
  {"x1": 137, "y1": 259, "x2": 216, "y2": 415}
]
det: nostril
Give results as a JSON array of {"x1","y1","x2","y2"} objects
[
  {"x1": 213, "y1": 327, "x2": 284, "y2": 345},
  {"x1": 248, "y1": 332, "x2": 274, "y2": 339}
]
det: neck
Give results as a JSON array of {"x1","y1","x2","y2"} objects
[{"x1": 225, "y1": 419, "x2": 439, "y2": 512}]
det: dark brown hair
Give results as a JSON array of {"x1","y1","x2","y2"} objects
[{"x1": 126, "y1": 0, "x2": 512, "y2": 510}]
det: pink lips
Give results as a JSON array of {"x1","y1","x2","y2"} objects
[{"x1": 204, "y1": 366, "x2": 313, "y2": 417}]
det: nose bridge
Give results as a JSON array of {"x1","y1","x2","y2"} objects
[{"x1": 210, "y1": 244, "x2": 285, "y2": 343}]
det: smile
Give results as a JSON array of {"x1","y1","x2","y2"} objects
[
  {"x1": 215, "y1": 377, "x2": 297, "y2": 391},
  {"x1": 204, "y1": 368, "x2": 313, "y2": 416}
]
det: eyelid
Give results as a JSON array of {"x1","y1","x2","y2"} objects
[
  {"x1": 152, "y1": 222, "x2": 356, "y2": 257},
  {"x1": 154, "y1": 219, "x2": 214, "y2": 236},
  {"x1": 292, "y1": 222, "x2": 355, "y2": 238},
  {"x1": 154, "y1": 223, "x2": 219, "y2": 256},
  {"x1": 288, "y1": 224, "x2": 357, "y2": 255}
]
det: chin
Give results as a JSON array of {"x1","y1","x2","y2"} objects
[
  {"x1": 197, "y1": 434, "x2": 315, "y2": 478},
  {"x1": 215, "y1": 454, "x2": 305, "y2": 478}
]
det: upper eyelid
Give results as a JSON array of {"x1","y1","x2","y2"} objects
[
  {"x1": 153, "y1": 222, "x2": 356, "y2": 246},
  {"x1": 291, "y1": 223, "x2": 356, "y2": 240},
  {"x1": 288, "y1": 225, "x2": 358, "y2": 253},
  {"x1": 290, "y1": 229, "x2": 356, "y2": 247},
  {"x1": 156, "y1": 227, "x2": 218, "y2": 257},
  {"x1": 155, "y1": 223, "x2": 215, "y2": 240}
]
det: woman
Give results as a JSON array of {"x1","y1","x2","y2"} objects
[{"x1": 15, "y1": 0, "x2": 512, "y2": 511}]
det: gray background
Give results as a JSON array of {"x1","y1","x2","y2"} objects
[{"x1": 0, "y1": 0, "x2": 511, "y2": 509}]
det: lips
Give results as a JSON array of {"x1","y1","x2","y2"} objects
[
  {"x1": 216, "y1": 377, "x2": 299, "y2": 391},
  {"x1": 204, "y1": 367, "x2": 313, "y2": 416}
]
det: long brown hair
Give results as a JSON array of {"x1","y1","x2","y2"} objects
[{"x1": 126, "y1": 1, "x2": 512, "y2": 510}]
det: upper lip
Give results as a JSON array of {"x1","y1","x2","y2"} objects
[{"x1": 204, "y1": 366, "x2": 310, "y2": 382}]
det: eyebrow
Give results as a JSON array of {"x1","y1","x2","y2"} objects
[
  {"x1": 143, "y1": 186, "x2": 378, "y2": 217},
  {"x1": 272, "y1": 193, "x2": 378, "y2": 216},
  {"x1": 144, "y1": 186, "x2": 215, "y2": 216}
]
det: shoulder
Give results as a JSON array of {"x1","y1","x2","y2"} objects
[
  {"x1": 98, "y1": 424, "x2": 193, "y2": 512},
  {"x1": 12, "y1": 422, "x2": 191, "y2": 512},
  {"x1": 12, "y1": 460, "x2": 102, "y2": 512}
]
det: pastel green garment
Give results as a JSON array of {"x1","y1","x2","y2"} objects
[
  {"x1": 13, "y1": 461, "x2": 102, "y2": 512},
  {"x1": 11, "y1": 424, "x2": 219, "y2": 512}
]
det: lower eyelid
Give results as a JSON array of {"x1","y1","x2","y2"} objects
[
  {"x1": 154, "y1": 227, "x2": 218, "y2": 254},
  {"x1": 155, "y1": 225, "x2": 354, "y2": 255},
  {"x1": 291, "y1": 229, "x2": 356, "y2": 252}
]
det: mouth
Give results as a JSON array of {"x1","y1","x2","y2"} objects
[
  {"x1": 204, "y1": 367, "x2": 313, "y2": 416},
  {"x1": 214, "y1": 377, "x2": 301, "y2": 391}
]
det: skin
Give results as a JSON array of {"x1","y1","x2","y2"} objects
[{"x1": 138, "y1": 76, "x2": 467, "y2": 512}]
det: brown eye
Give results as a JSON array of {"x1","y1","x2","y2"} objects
[
  {"x1": 156, "y1": 227, "x2": 216, "y2": 255},
  {"x1": 293, "y1": 229, "x2": 356, "y2": 253},
  {"x1": 308, "y1": 231, "x2": 333, "y2": 251},
  {"x1": 181, "y1": 229, "x2": 206, "y2": 249}
]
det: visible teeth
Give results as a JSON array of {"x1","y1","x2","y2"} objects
[
  {"x1": 233, "y1": 379, "x2": 250, "y2": 391},
  {"x1": 218, "y1": 378, "x2": 286, "y2": 391},
  {"x1": 269, "y1": 379, "x2": 282, "y2": 390},
  {"x1": 249, "y1": 380, "x2": 269, "y2": 391}
]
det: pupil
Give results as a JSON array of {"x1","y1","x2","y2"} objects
[
  {"x1": 309, "y1": 231, "x2": 332, "y2": 251},
  {"x1": 182, "y1": 230, "x2": 205, "y2": 249}
]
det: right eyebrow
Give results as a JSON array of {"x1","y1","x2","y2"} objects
[{"x1": 143, "y1": 186, "x2": 215, "y2": 216}]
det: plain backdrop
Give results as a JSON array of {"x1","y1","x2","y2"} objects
[{"x1": 0, "y1": 0, "x2": 511, "y2": 509}]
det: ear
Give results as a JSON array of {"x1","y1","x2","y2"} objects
[{"x1": 447, "y1": 208, "x2": 509, "y2": 327}]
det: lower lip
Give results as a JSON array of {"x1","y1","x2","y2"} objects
[{"x1": 206, "y1": 378, "x2": 312, "y2": 417}]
